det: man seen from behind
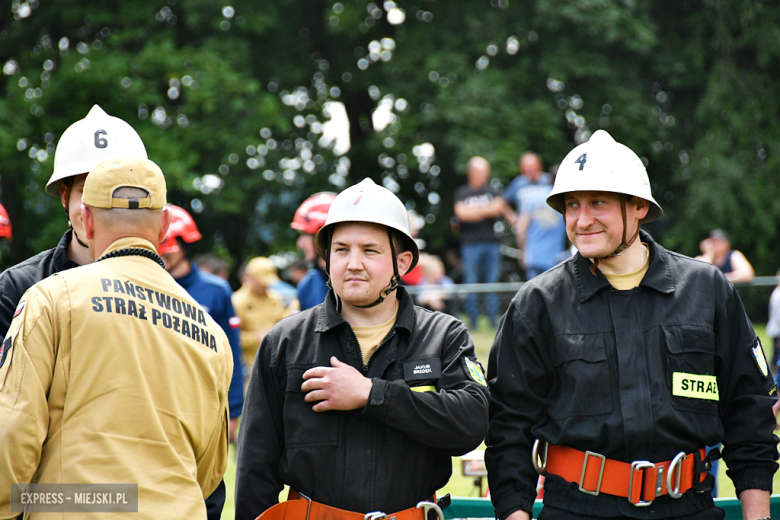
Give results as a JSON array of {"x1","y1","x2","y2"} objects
[{"x1": 0, "y1": 157, "x2": 233, "y2": 518}]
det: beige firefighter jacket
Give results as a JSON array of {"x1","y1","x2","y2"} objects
[{"x1": 0, "y1": 237, "x2": 232, "y2": 519}]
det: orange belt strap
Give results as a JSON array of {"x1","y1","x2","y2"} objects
[
  {"x1": 254, "y1": 492, "x2": 438, "y2": 520},
  {"x1": 545, "y1": 444, "x2": 708, "y2": 506}
]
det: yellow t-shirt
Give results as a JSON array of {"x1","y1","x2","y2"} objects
[
  {"x1": 602, "y1": 244, "x2": 650, "y2": 290},
  {"x1": 352, "y1": 302, "x2": 399, "y2": 365}
]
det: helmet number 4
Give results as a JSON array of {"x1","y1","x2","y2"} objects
[
  {"x1": 575, "y1": 153, "x2": 587, "y2": 170},
  {"x1": 94, "y1": 129, "x2": 108, "y2": 149}
]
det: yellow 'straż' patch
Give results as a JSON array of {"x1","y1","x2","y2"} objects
[{"x1": 672, "y1": 372, "x2": 719, "y2": 401}]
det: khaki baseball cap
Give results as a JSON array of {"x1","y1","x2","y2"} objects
[
  {"x1": 245, "y1": 257, "x2": 280, "y2": 285},
  {"x1": 82, "y1": 157, "x2": 167, "y2": 209}
]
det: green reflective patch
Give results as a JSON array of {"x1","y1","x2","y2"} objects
[
  {"x1": 672, "y1": 372, "x2": 719, "y2": 401},
  {"x1": 466, "y1": 358, "x2": 487, "y2": 387},
  {"x1": 752, "y1": 340, "x2": 769, "y2": 377},
  {"x1": 410, "y1": 385, "x2": 437, "y2": 393}
]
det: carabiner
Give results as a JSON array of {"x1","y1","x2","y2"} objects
[
  {"x1": 416, "y1": 501, "x2": 444, "y2": 520},
  {"x1": 532, "y1": 439, "x2": 549, "y2": 475}
]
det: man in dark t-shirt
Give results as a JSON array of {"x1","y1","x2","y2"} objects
[{"x1": 453, "y1": 156, "x2": 515, "y2": 328}]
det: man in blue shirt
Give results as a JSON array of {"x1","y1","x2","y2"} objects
[
  {"x1": 290, "y1": 192, "x2": 336, "y2": 310},
  {"x1": 504, "y1": 153, "x2": 567, "y2": 279},
  {"x1": 158, "y1": 204, "x2": 245, "y2": 520}
]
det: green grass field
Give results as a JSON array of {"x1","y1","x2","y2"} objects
[{"x1": 221, "y1": 322, "x2": 778, "y2": 518}]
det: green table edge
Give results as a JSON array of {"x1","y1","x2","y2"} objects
[{"x1": 443, "y1": 495, "x2": 780, "y2": 519}]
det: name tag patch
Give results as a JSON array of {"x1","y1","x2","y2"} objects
[
  {"x1": 403, "y1": 359, "x2": 441, "y2": 381},
  {"x1": 672, "y1": 372, "x2": 719, "y2": 401}
]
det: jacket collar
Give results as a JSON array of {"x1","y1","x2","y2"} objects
[
  {"x1": 315, "y1": 286, "x2": 416, "y2": 334},
  {"x1": 56, "y1": 230, "x2": 80, "y2": 270},
  {"x1": 574, "y1": 230, "x2": 675, "y2": 303}
]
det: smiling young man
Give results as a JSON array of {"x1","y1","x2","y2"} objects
[
  {"x1": 486, "y1": 130, "x2": 777, "y2": 520},
  {"x1": 235, "y1": 178, "x2": 489, "y2": 520}
]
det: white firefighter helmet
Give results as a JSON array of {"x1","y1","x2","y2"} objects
[
  {"x1": 546, "y1": 130, "x2": 663, "y2": 223},
  {"x1": 315, "y1": 177, "x2": 419, "y2": 270},
  {"x1": 46, "y1": 105, "x2": 148, "y2": 196}
]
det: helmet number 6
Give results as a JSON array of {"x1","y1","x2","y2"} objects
[
  {"x1": 574, "y1": 153, "x2": 587, "y2": 170},
  {"x1": 94, "y1": 129, "x2": 108, "y2": 149}
]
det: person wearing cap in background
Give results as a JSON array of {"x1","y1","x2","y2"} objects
[
  {"x1": 486, "y1": 130, "x2": 777, "y2": 520},
  {"x1": 243, "y1": 258, "x2": 299, "y2": 310},
  {"x1": 235, "y1": 178, "x2": 489, "y2": 520},
  {"x1": 231, "y1": 257, "x2": 289, "y2": 379},
  {"x1": 0, "y1": 105, "x2": 148, "y2": 337},
  {"x1": 158, "y1": 204, "x2": 245, "y2": 448},
  {"x1": 0, "y1": 157, "x2": 233, "y2": 518},
  {"x1": 290, "y1": 192, "x2": 337, "y2": 311},
  {"x1": 697, "y1": 228, "x2": 755, "y2": 284}
]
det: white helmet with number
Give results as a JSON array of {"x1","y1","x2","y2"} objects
[
  {"x1": 315, "y1": 177, "x2": 419, "y2": 270},
  {"x1": 546, "y1": 130, "x2": 663, "y2": 223},
  {"x1": 46, "y1": 105, "x2": 148, "y2": 196}
]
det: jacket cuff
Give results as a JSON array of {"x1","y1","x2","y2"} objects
[
  {"x1": 498, "y1": 506, "x2": 525, "y2": 520},
  {"x1": 727, "y1": 466, "x2": 775, "y2": 496},
  {"x1": 493, "y1": 492, "x2": 534, "y2": 520},
  {"x1": 363, "y1": 378, "x2": 392, "y2": 420}
]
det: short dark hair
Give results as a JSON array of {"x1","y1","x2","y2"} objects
[
  {"x1": 193, "y1": 252, "x2": 229, "y2": 275},
  {"x1": 388, "y1": 228, "x2": 411, "y2": 255}
]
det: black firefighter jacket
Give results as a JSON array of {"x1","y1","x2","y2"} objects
[
  {"x1": 486, "y1": 231, "x2": 778, "y2": 519},
  {"x1": 235, "y1": 287, "x2": 489, "y2": 520},
  {"x1": 0, "y1": 230, "x2": 78, "y2": 337}
]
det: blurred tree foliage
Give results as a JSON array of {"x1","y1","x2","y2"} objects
[{"x1": 0, "y1": 0, "x2": 778, "y2": 280}]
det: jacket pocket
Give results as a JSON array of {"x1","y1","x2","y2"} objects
[
  {"x1": 663, "y1": 325, "x2": 718, "y2": 415},
  {"x1": 284, "y1": 367, "x2": 339, "y2": 448},
  {"x1": 549, "y1": 334, "x2": 612, "y2": 419}
]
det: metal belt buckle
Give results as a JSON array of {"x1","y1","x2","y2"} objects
[
  {"x1": 532, "y1": 439, "x2": 549, "y2": 475},
  {"x1": 364, "y1": 513, "x2": 387, "y2": 520},
  {"x1": 578, "y1": 450, "x2": 606, "y2": 496},
  {"x1": 416, "y1": 501, "x2": 444, "y2": 520},
  {"x1": 666, "y1": 451, "x2": 686, "y2": 499},
  {"x1": 628, "y1": 461, "x2": 655, "y2": 506}
]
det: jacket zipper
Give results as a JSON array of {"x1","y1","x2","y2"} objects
[{"x1": 351, "y1": 327, "x2": 396, "y2": 376}]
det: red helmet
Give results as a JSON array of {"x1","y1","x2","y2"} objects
[
  {"x1": 0, "y1": 203, "x2": 11, "y2": 240},
  {"x1": 158, "y1": 204, "x2": 202, "y2": 255},
  {"x1": 290, "y1": 192, "x2": 336, "y2": 235}
]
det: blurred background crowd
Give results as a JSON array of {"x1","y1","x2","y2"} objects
[{"x1": 1, "y1": 0, "x2": 779, "y2": 358}]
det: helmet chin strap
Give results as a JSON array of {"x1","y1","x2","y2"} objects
[
  {"x1": 589, "y1": 196, "x2": 641, "y2": 276},
  {"x1": 325, "y1": 228, "x2": 401, "y2": 313}
]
